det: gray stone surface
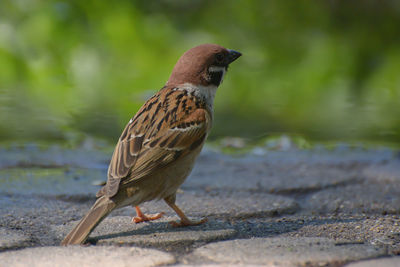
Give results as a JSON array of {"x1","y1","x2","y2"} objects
[
  {"x1": 0, "y1": 246, "x2": 175, "y2": 267},
  {"x1": 0, "y1": 167, "x2": 105, "y2": 196},
  {"x1": 0, "y1": 142, "x2": 399, "y2": 266},
  {"x1": 363, "y1": 161, "x2": 400, "y2": 183},
  {"x1": 189, "y1": 237, "x2": 385, "y2": 266},
  {"x1": 0, "y1": 142, "x2": 110, "y2": 169},
  {"x1": 305, "y1": 182, "x2": 400, "y2": 214},
  {"x1": 185, "y1": 147, "x2": 393, "y2": 194},
  {"x1": 267, "y1": 215, "x2": 400, "y2": 255},
  {"x1": 345, "y1": 256, "x2": 400, "y2": 267},
  {"x1": 0, "y1": 194, "x2": 93, "y2": 246},
  {"x1": 0, "y1": 228, "x2": 31, "y2": 250}
]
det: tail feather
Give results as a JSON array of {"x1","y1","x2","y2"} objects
[{"x1": 61, "y1": 196, "x2": 116, "y2": 245}]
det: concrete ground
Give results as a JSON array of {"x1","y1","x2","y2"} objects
[{"x1": 0, "y1": 139, "x2": 399, "y2": 266}]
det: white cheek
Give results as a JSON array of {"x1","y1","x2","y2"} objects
[{"x1": 208, "y1": 66, "x2": 225, "y2": 72}]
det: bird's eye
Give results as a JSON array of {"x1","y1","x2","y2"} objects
[{"x1": 215, "y1": 53, "x2": 224, "y2": 63}]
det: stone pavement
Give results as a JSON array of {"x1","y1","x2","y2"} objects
[{"x1": 0, "y1": 141, "x2": 400, "y2": 266}]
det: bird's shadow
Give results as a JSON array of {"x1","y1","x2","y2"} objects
[
  {"x1": 88, "y1": 218, "x2": 230, "y2": 244},
  {"x1": 87, "y1": 214, "x2": 364, "y2": 245}
]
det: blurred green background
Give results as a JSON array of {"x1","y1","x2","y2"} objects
[{"x1": 1, "y1": 0, "x2": 400, "y2": 145}]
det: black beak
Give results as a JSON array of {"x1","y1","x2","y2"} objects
[{"x1": 227, "y1": 49, "x2": 242, "y2": 64}]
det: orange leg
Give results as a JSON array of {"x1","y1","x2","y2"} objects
[
  {"x1": 132, "y1": 206, "x2": 164, "y2": 223},
  {"x1": 164, "y1": 198, "x2": 208, "y2": 227}
]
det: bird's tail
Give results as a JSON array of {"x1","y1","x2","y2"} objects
[{"x1": 61, "y1": 196, "x2": 116, "y2": 245}]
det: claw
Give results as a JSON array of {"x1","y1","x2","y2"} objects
[
  {"x1": 132, "y1": 212, "x2": 164, "y2": 223},
  {"x1": 132, "y1": 206, "x2": 164, "y2": 223}
]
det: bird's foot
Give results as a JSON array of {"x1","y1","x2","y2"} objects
[
  {"x1": 132, "y1": 212, "x2": 165, "y2": 223},
  {"x1": 169, "y1": 217, "x2": 208, "y2": 227}
]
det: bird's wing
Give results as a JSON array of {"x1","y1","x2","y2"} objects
[{"x1": 100, "y1": 87, "x2": 210, "y2": 197}]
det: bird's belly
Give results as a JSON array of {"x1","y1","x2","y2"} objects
[{"x1": 116, "y1": 146, "x2": 203, "y2": 207}]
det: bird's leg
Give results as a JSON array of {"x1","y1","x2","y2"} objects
[
  {"x1": 164, "y1": 196, "x2": 208, "y2": 227},
  {"x1": 132, "y1": 206, "x2": 164, "y2": 223}
]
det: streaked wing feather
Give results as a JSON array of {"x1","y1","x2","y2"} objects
[{"x1": 125, "y1": 118, "x2": 207, "y2": 182}]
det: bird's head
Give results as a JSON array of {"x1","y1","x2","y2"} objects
[{"x1": 167, "y1": 44, "x2": 241, "y2": 87}]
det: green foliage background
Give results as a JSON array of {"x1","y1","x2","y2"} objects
[{"x1": 1, "y1": 0, "x2": 400, "y2": 144}]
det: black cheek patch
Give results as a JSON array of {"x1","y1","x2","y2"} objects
[{"x1": 210, "y1": 71, "x2": 223, "y2": 86}]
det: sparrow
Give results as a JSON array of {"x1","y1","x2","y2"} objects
[{"x1": 61, "y1": 44, "x2": 241, "y2": 245}]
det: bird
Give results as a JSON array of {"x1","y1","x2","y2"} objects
[{"x1": 61, "y1": 44, "x2": 241, "y2": 245}]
